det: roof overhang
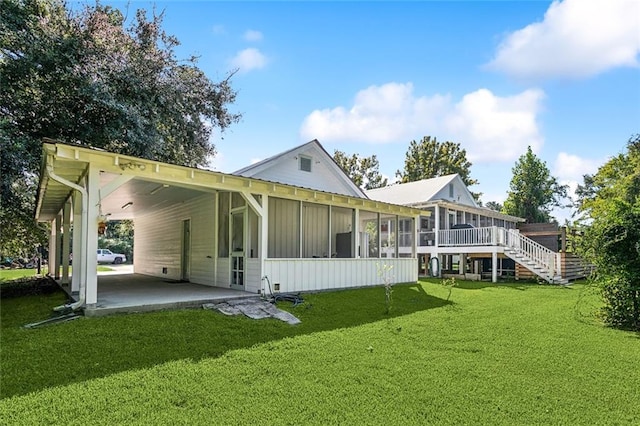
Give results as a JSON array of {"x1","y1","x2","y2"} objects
[
  {"x1": 36, "y1": 142, "x2": 426, "y2": 222},
  {"x1": 411, "y1": 199, "x2": 525, "y2": 222}
]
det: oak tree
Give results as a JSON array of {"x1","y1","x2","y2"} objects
[{"x1": 0, "y1": 0, "x2": 240, "y2": 256}]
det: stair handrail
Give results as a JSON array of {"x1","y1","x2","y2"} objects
[{"x1": 506, "y1": 229, "x2": 559, "y2": 278}]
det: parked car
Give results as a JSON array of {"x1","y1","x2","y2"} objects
[{"x1": 97, "y1": 249, "x2": 126, "y2": 264}]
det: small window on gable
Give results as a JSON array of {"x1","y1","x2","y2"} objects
[
  {"x1": 299, "y1": 155, "x2": 312, "y2": 172},
  {"x1": 448, "y1": 183, "x2": 454, "y2": 198}
]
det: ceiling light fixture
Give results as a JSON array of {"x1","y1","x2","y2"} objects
[
  {"x1": 121, "y1": 202, "x2": 133, "y2": 210},
  {"x1": 149, "y1": 184, "x2": 169, "y2": 195}
]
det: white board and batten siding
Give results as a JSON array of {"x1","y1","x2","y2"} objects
[
  {"x1": 263, "y1": 258, "x2": 417, "y2": 293},
  {"x1": 135, "y1": 193, "x2": 216, "y2": 285},
  {"x1": 245, "y1": 259, "x2": 261, "y2": 293},
  {"x1": 241, "y1": 144, "x2": 362, "y2": 198},
  {"x1": 215, "y1": 258, "x2": 261, "y2": 293}
]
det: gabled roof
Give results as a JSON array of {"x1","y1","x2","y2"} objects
[
  {"x1": 233, "y1": 139, "x2": 368, "y2": 199},
  {"x1": 36, "y1": 142, "x2": 422, "y2": 222},
  {"x1": 366, "y1": 174, "x2": 462, "y2": 206}
]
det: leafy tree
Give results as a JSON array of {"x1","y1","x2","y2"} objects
[
  {"x1": 396, "y1": 136, "x2": 478, "y2": 187},
  {"x1": 485, "y1": 201, "x2": 504, "y2": 212},
  {"x1": 0, "y1": 0, "x2": 240, "y2": 256},
  {"x1": 575, "y1": 135, "x2": 640, "y2": 330},
  {"x1": 99, "y1": 220, "x2": 134, "y2": 262},
  {"x1": 503, "y1": 146, "x2": 568, "y2": 223},
  {"x1": 333, "y1": 150, "x2": 388, "y2": 190}
]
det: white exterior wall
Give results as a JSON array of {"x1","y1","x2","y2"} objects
[
  {"x1": 216, "y1": 257, "x2": 230, "y2": 287},
  {"x1": 245, "y1": 258, "x2": 261, "y2": 293},
  {"x1": 250, "y1": 147, "x2": 353, "y2": 196},
  {"x1": 433, "y1": 178, "x2": 476, "y2": 206},
  {"x1": 135, "y1": 193, "x2": 216, "y2": 285},
  {"x1": 263, "y1": 258, "x2": 417, "y2": 293}
]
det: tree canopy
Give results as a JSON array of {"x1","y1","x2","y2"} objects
[
  {"x1": 503, "y1": 146, "x2": 567, "y2": 223},
  {"x1": 333, "y1": 150, "x2": 388, "y2": 190},
  {"x1": 396, "y1": 136, "x2": 478, "y2": 186},
  {"x1": 575, "y1": 135, "x2": 640, "y2": 330},
  {"x1": 0, "y1": 0, "x2": 240, "y2": 256}
]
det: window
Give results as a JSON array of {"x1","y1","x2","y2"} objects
[
  {"x1": 448, "y1": 183, "x2": 454, "y2": 198},
  {"x1": 299, "y1": 155, "x2": 312, "y2": 172}
]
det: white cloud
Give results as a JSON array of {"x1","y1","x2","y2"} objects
[
  {"x1": 206, "y1": 152, "x2": 225, "y2": 171},
  {"x1": 300, "y1": 82, "x2": 544, "y2": 164},
  {"x1": 553, "y1": 152, "x2": 602, "y2": 182},
  {"x1": 300, "y1": 82, "x2": 449, "y2": 144},
  {"x1": 230, "y1": 48, "x2": 267, "y2": 73},
  {"x1": 487, "y1": 0, "x2": 640, "y2": 79},
  {"x1": 244, "y1": 30, "x2": 263, "y2": 42},
  {"x1": 550, "y1": 152, "x2": 605, "y2": 222},
  {"x1": 444, "y1": 88, "x2": 545, "y2": 162}
]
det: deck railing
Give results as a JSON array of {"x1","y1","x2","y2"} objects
[
  {"x1": 433, "y1": 226, "x2": 562, "y2": 282},
  {"x1": 438, "y1": 226, "x2": 499, "y2": 247}
]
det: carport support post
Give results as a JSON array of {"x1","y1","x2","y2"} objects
[
  {"x1": 85, "y1": 166, "x2": 100, "y2": 306},
  {"x1": 492, "y1": 250, "x2": 498, "y2": 283},
  {"x1": 48, "y1": 214, "x2": 59, "y2": 278},
  {"x1": 71, "y1": 191, "x2": 82, "y2": 294},
  {"x1": 61, "y1": 200, "x2": 71, "y2": 284}
]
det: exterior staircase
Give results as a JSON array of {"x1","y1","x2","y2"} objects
[{"x1": 503, "y1": 229, "x2": 569, "y2": 285}]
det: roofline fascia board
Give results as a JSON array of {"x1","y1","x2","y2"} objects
[
  {"x1": 424, "y1": 199, "x2": 525, "y2": 222},
  {"x1": 46, "y1": 143, "x2": 425, "y2": 218}
]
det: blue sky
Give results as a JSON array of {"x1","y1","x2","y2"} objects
[{"x1": 97, "y1": 0, "x2": 639, "y2": 221}]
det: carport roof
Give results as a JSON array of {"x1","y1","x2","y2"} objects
[{"x1": 36, "y1": 141, "x2": 426, "y2": 222}]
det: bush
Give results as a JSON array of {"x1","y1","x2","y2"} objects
[{"x1": 600, "y1": 277, "x2": 640, "y2": 330}]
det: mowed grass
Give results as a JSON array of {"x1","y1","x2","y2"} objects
[
  {"x1": 0, "y1": 266, "x2": 113, "y2": 282},
  {"x1": 1, "y1": 279, "x2": 639, "y2": 425}
]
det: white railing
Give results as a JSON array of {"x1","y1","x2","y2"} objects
[
  {"x1": 438, "y1": 226, "x2": 498, "y2": 247},
  {"x1": 505, "y1": 229, "x2": 559, "y2": 278}
]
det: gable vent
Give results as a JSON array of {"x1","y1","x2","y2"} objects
[{"x1": 299, "y1": 156, "x2": 312, "y2": 172}]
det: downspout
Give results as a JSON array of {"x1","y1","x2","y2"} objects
[{"x1": 46, "y1": 164, "x2": 88, "y2": 311}]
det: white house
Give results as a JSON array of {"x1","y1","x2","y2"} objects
[
  {"x1": 367, "y1": 175, "x2": 568, "y2": 284},
  {"x1": 36, "y1": 140, "x2": 424, "y2": 314}
]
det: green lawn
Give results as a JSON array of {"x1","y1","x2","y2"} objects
[
  {"x1": 1, "y1": 279, "x2": 639, "y2": 424},
  {"x1": 0, "y1": 266, "x2": 113, "y2": 282}
]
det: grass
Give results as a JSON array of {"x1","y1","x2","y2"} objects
[
  {"x1": 1, "y1": 279, "x2": 639, "y2": 425},
  {"x1": 0, "y1": 266, "x2": 113, "y2": 282}
]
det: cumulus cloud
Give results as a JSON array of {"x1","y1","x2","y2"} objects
[
  {"x1": 553, "y1": 152, "x2": 602, "y2": 182},
  {"x1": 230, "y1": 48, "x2": 267, "y2": 73},
  {"x1": 487, "y1": 0, "x2": 640, "y2": 79},
  {"x1": 244, "y1": 30, "x2": 263, "y2": 42},
  {"x1": 552, "y1": 152, "x2": 604, "y2": 203},
  {"x1": 300, "y1": 82, "x2": 544, "y2": 163},
  {"x1": 444, "y1": 88, "x2": 545, "y2": 162},
  {"x1": 300, "y1": 82, "x2": 449, "y2": 144}
]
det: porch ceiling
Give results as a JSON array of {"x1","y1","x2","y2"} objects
[{"x1": 97, "y1": 173, "x2": 210, "y2": 220}]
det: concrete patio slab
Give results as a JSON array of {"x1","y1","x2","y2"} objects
[{"x1": 78, "y1": 273, "x2": 258, "y2": 317}]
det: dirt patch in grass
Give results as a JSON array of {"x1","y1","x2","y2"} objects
[{"x1": 0, "y1": 276, "x2": 60, "y2": 299}]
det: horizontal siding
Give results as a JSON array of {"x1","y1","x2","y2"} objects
[
  {"x1": 560, "y1": 252, "x2": 595, "y2": 281},
  {"x1": 135, "y1": 194, "x2": 216, "y2": 285},
  {"x1": 263, "y1": 258, "x2": 417, "y2": 293}
]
